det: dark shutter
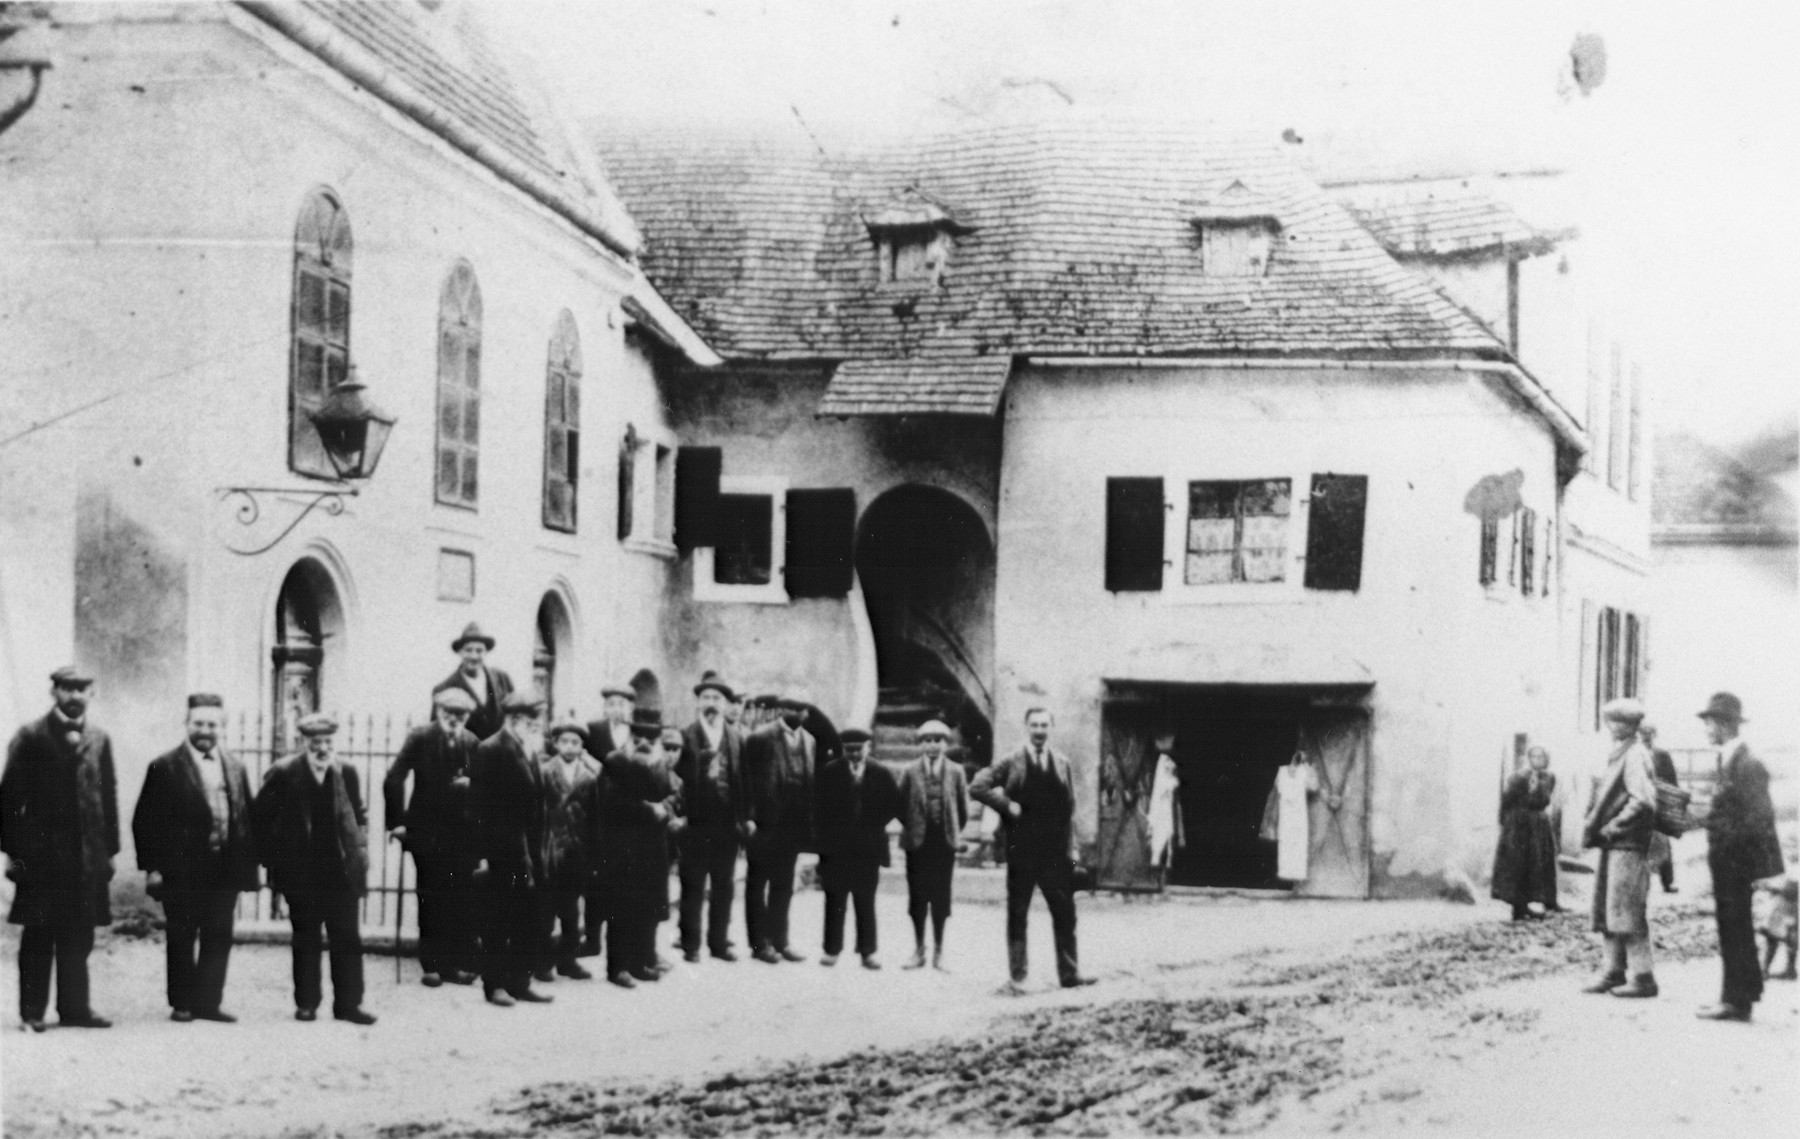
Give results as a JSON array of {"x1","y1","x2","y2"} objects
[
  {"x1": 673, "y1": 445, "x2": 722, "y2": 551},
  {"x1": 1104, "y1": 477, "x2": 1164, "y2": 592},
  {"x1": 616, "y1": 429, "x2": 636, "y2": 541},
  {"x1": 785, "y1": 488, "x2": 857, "y2": 598},
  {"x1": 1303, "y1": 473, "x2": 1368, "y2": 592}
]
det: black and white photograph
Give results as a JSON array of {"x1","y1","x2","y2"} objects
[{"x1": 1, "y1": 1, "x2": 1795, "y2": 1135}]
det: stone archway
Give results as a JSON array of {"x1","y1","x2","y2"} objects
[{"x1": 271, "y1": 557, "x2": 345, "y2": 752}]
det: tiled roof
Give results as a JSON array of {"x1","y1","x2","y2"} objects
[
  {"x1": 1653, "y1": 432, "x2": 1797, "y2": 532},
  {"x1": 1333, "y1": 178, "x2": 1555, "y2": 258},
  {"x1": 820, "y1": 357, "x2": 1012, "y2": 417},
  {"x1": 597, "y1": 119, "x2": 1510, "y2": 380}
]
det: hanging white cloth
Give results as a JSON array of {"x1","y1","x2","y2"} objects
[
  {"x1": 1276, "y1": 760, "x2": 1319, "y2": 881},
  {"x1": 1148, "y1": 752, "x2": 1182, "y2": 867}
]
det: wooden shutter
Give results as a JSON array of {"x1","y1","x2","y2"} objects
[
  {"x1": 1303, "y1": 473, "x2": 1368, "y2": 592},
  {"x1": 1104, "y1": 478, "x2": 1164, "y2": 592},
  {"x1": 673, "y1": 445, "x2": 722, "y2": 551},
  {"x1": 616, "y1": 428, "x2": 637, "y2": 541},
  {"x1": 784, "y1": 488, "x2": 857, "y2": 598}
]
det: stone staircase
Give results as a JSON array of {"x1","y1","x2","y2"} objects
[{"x1": 870, "y1": 685, "x2": 960, "y2": 768}]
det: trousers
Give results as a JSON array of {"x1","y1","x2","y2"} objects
[
  {"x1": 1711, "y1": 867, "x2": 1763, "y2": 1007},
  {"x1": 17, "y1": 910, "x2": 95, "y2": 1021},
  {"x1": 1006, "y1": 855, "x2": 1079, "y2": 984},
  {"x1": 283, "y1": 891, "x2": 364, "y2": 1013},
  {"x1": 480, "y1": 875, "x2": 537, "y2": 996},
  {"x1": 538, "y1": 882, "x2": 585, "y2": 968},
  {"x1": 412, "y1": 853, "x2": 477, "y2": 976},
  {"x1": 608, "y1": 913, "x2": 662, "y2": 978},
  {"x1": 905, "y1": 843, "x2": 956, "y2": 927},
  {"x1": 679, "y1": 830, "x2": 738, "y2": 954},
  {"x1": 162, "y1": 887, "x2": 238, "y2": 1013},
  {"x1": 820, "y1": 855, "x2": 879, "y2": 957},
  {"x1": 744, "y1": 840, "x2": 799, "y2": 952}
]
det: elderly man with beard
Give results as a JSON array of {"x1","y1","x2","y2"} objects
[
  {"x1": 385, "y1": 687, "x2": 481, "y2": 987},
  {"x1": 133, "y1": 693, "x2": 258, "y2": 1023},
  {"x1": 1, "y1": 667, "x2": 120, "y2": 1032},
  {"x1": 596, "y1": 719, "x2": 683, "y2": 987},
  {"x1": 468, "y1": 692, "x2": 552, "y2": 1008}
]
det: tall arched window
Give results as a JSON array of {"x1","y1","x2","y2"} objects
[
  {"x1": 543, "y1": 310, "x2": 582, "y2": 532},
  {"x1": 436, "y1": 262, "x2": 482, "y2": 508},
  {"x1": 290, "y1": 189, "x2": 352, "y2": 476}
]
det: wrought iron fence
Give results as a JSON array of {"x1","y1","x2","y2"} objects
[{"x1": 227, "y1": 711, "x2": 416, "y2": 936}]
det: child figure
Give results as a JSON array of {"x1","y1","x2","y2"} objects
[
  {"x1": 538, "y1": 720, "x2": 601, "y2": 981},
  {"x1": 1759, "y1": 875, "x2": 1798, "y2": 980}
]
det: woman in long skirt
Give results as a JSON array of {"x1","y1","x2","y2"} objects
[{"x1": 1492, "y1": 745, "x2": 1560, "y2": 920}]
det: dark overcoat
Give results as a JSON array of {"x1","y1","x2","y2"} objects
[
  {"x1": 133, "y1": 744, "x2": 259, "y2": 893},
  {"x1": 0, "y1": 713, "x2": 120, "y2": 926},
  {"x1": 430, "y1": 665, "x2": 514, "y2": 745},
  {"x1": 1490, "y1": 770, "x2": 1558, "y2": 908},
  {"x1": 468, "y1": 729, "x2": 546, "y2": 886},
  {"x1": 594, "y1": 750, "x2": 679, "y2": 918},
  {"x1": 1707, "y1": 741, "x2": 1784, "y2": 882},
  {"x1": 383, "y1": 722, "x2": 479, "y2": 862},
  {"x1": 251, "y1": 756, "x2": 369, "y2": 897},
  {"x1": 541, "y1": 752, "x2": 600, "y2": 888},
  {"x1": 742, "y1": 722, "x2": 815, "y2": 850},
  {"x1": 674, "y1": 719, "x2": 746, "y2": 840},
  {"x1": 816, "y1": 758, "x2": 900, "y2": 866}
]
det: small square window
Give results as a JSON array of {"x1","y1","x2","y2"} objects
[
  {"x1": 1184, "y1": 479, "x2": 1290, "y2": 585},
  {"x1": 694, "y1": 475, "x2": 788, "y2": 604}
]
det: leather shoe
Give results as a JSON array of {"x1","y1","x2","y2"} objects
[
  {"x1": 194, "y1": 1009, "x2": 237, "y2": 1023},
  {"x1": 59, "y1": 1013, "x2": 111, "y2": 1028},
  {"x1": 710, "y1": 947, "x2": 738, "y2": 963},
  {"x1": 333, "y1": 1008, "x2": 377, "y2": 1026},
  {"x1": 902, "y1": 950, "x2": 926, "y2": 970},
  {"x1": 295, "y1": 1008, "x2": 318, "y2": 1022},
  {"x1": 683, "y1": 950, "x2": 702, "y2": 964},
  {"x1": 861, "y1": 955, "x2": 881, "y2": 971},
  {"x1": 557, "y1": 961, "x2": 593, "y2": 980},
  {"x1": 1061, "y1": 976, "x2": 1098, "y2": 989},
  {"x1": 485, "y1": 990, "x2": 515, "y2": 1007},
  {"x1": 171, "y1": 1009, "x2": 195, "y2": 1023},
  {"x1": 21, "y1": 1017, "x2": 47, "y2": 1033},
  {"x1": 754, "y1": 947, "x2": 782, "y2": 965},
  {"x1": 1696, "y1": 1003, "x2": 1751, "y2": 1022},
  {"x1": 511, "y1": 987, "x2": 554, "y2": 1003},
  {"x1": 629, "y1": 967, "x2": 661, "y2": 983},
  {"x1": 820, "y1": 954, "x2": 838, "y2": 967},
  {"x1": 778, "y1": 947, "x2": 806, "y2": 963},
  {"x1": 420, "y1": 972, "x2": 444, "y2": 988},
  {"x1": 1610, "y1": 975, "x2": 1658, "y2": 999},
  {"x1": 1580, "y1": 972, "x2": 1627, "y2": 994},
  {"x1": 444, "y1": 970, "x2": 478, "y2": 986},
  {"x1": 608, "y1": 972, "x2": 637, "y2": 989},
  {"x1": 531, "y1": 968, "x2": 556, "y2": 984}
]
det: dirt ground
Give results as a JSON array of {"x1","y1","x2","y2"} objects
[{"x1": 2, "y1": 841, "x2": 1795, "y2": 1137}]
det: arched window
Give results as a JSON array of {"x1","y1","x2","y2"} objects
[
  {"x1": 436, "y1": 262, "x2": 482, "y2": 508},
  {"x1": 290, "y1": 189, "x2": 352, "y2": 476},
  {"x1": 543, "y1": 311, "x2": 582, "y2": 532}
]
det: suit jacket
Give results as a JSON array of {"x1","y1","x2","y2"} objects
[
  {"x1": 1, "y1": 712, "x2": 120, "y2": 927},
  {"x1": 541, "y1": 752, "x2": 601, "y2": 886},
  {"x1": 384, "y1": 722, "x2": 479, "y2": 861},
  {"x1": 896, "y1": 757, "x2": 969, "y2": 854},
  {"x1": 468, "y1": 729, "x2": 547, "y2": 885},
  {"x1": 431, "y1": 665, "x2": 514, "y2": 744},
  {"x1": 971, "y1": 745, "x2": 1079, "y2": 864},
  {"x1": 251, "y1": 756, "x2": 368, "y2": 897},
  {"x1": 133, "y1": 743, "x2": 258, "y2": 893},
  {"x1": 594, "y1": 749, "x2": 680, "y2": 916},
  {"x1": 675, "y1": 718, "x2": 746, "y2": 836},
  {"x1": 743, "y1": 721, "x2": 816, "y2": 848},
  {"x1": 1706, "y1": 740, "x2": 1784, "y2": 882},
  {"x1": 817, "y1": 758, "x2": 901, "y2": 865},
  {"x1": 584, "y1": 719, "x2": 636, "y2": 765}
]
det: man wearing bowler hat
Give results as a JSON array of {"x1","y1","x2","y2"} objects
[
  {"x1": 1, "y1": 667, "x2": 120, "y2": 1031},
  {"x1": 468, "y1": 692, "x2": 552, "y2": 1007},
  {"x1": 133, "y1": 693, "x2": 259, "y2": 1022},
  {"x1": 1695, "y1": 693, "x2": 1784, "y2": 1022},
  {"x1": 742, "y1": 694, "x2": 817, "y2": 963},
  {"x1": 816, "y1": 726, "x2": 899, "y2": 969},
  {"x1": 252, "y1": 713, "x2": 376, "y2": 1024},
  {"x1": 433, "y1": 623, "x2": 514, "y2": 743},
  {"x1": 675, "y1": 671, "x2": 747, "y2": 962},
  {"x1": 385, "y1": 687, "x2": 481, "y2": 987}
]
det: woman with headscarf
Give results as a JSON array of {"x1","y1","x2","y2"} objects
[{"x1": 1491, "y1": 745, "x2": 1559, "y2": 920}]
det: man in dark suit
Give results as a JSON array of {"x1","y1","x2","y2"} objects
[
  {"x1": 1695, "y1": 693, "x2": 1785, "y2": 1022},
  {"x1": 1640, "y1": 721, "x2": 1681, "y2": 893},
  {"x1": 815, "y1": 727, "x2": 899, "y2": 969},
  {"x1": 971, "y1": 707, "x2": 1096, "y2": 993},
  {"x1": 384, "y1": 687, "x2": 481, "y2": 987},
  {"x1": 741, "y1": 695, "x2": 816, "y2": 963},
  {"x1": 595, "y1": 719, "x2": 683, "y2": 987},
  {"x1": 251, "y1": 713, "x2": 375, "y2": 1025},
  {"x1": 132, "y1": 693, "x2": 258, "y2": 1023},
  {"x1": 0, "y1": 667, "x2": 119, "y2": 1031},
  {"x1": 431, "y1": 623, "x2": 514, "y2": 743},
  {"x1": 581, "y1": 682, "x2": 637, "y2": 955},
  {"x1": 897, "y1": 720, "x2": 968, "y2": 971},
  {"x1": 674, "y1": 672, "x2": 746, "y2": 963},
  {"x1": 468, "y1": 692, "x2": 552, "y2": 1008}
]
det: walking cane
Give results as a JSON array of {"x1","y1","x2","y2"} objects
[{"x1": 390, "y1": 833, "x2": 405, "y2": 984}]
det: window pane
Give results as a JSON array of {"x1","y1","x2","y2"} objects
[
  {"x1": 297, "y1": 271, "x2": 326, "y2": 334},
  {"x1": 437, "y1": 447, "x2": 459, "y2": 500},
  {"x1": 1187, "y1": 482, "x2": 1234, "y2": 519},
  {"x1": 438, "y1": 329, "x2": 462, "y2": 387},
  {"x1": 325, "y1": 349, "x2": 347, "y2": 392},
  {"x1": 1240, "y1": 515, "x2": 1288, "y2": 582},
  {"x1": 462, "y1": 394, "x2": 480, "y2": 443},
  {"x1": 547, "y1": 430, "x2": 567, "y2": 473},
  {"x1": 439, "y1": 389, "x2": 461, "y2": 439},
  {"x1": 1184, "y1": 549, "x2": 1233, "y2": 585},
  {"x1": 464, "y1": 343, "x2": 481, "y2": 391},
  {"x1": 1242, "y1": 479, "x2": 1291, "y2": 518},
  {"x1": 546, "y1": 481, "x2": 572, "y2": 530},
  {"x1": 327, "y1": 281, "x2": 350, "y2": 345},
  {"x1": 295, "y1": 341, "x2": 325, "y2": 395},
  {"x1": 564, "y1": 376, "x2": 580, "y2": 423},
  {"x1": 547, "y1": 373, "x2": 565, "y2": 424},
  {"x1": 714, "y1": 494, "x2": 773, "y2": 585},
  {"x1": 460, "y1": 453, "x2": 479, "y2": 503}
]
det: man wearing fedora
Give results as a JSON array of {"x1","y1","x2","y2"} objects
[
  {"x1": 384, "y1": 687, "x2": 481, "y2": 987},
  {"x1": 1, "y1": 667, "x2": 120, "y2": 1031},
  {"x1": 675, "y1": 672, "x2": 747, "y2": 963},
  {"x1": 133, "y1": 693, "x2": 258, "y2": 1023},
  {"x1": 896, "y1": 720, "x2": 967, "y2": 971},
  {"x1": 468, "y1": 692, "x2": 552, "y2": 1007},
  {"x1": 1695, "y1": 692, "x2": 1784, "y2": 1022},
  {"x1": 742, "y1": 695, "x2": 817, "y2": 963},
  {"x1": 433, "y1": 623, "x2": 514, "y2": 743},
  {"x1": 251, "y1": 713, "x2": 376, "y2": 1024},
  {"x1": 818, "y1": 726, "x2": 901, "y2": 969}
]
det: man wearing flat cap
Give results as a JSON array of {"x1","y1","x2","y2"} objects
[
  {"x1": 741, "y1": 695, "x2": 817, "y2": 963},
  {"x1": 1695, "y1": 693, "x2": 1784, "y2": 1022},
  {"x1": 1, "y1": 667, "x2": 120, "y2": 1031},
  {"x1": 384, "y1": 687, "x2": 481, "y2": 987},
  {"x1": 252, "y1": 713, "x2": 376, "y2": 1024},
  {"x1": 816, "y1": 727, "x2": 900, "y2": 969},
  {"x1": 433, "y1": 623, "x2": 514, "y2": 743},
  {"x1": 594, "y1": 717, "x2": 683, "y2": 986},
  {"x1": 675, "y1": 672, "x2": 747, "y2": 962},
  {"x1": 1579, "y1": 697, "x2": 1660, "y2": 1001},
  {"x1": 538, "y1": 720, "x2": 599, "y2": 981},
  {"x1": 133, "y1": 693, "x2": 258, "y2": 1022},
  {"x1": 468, "y1": 692, "x2": 552, "y2": 1007},
  {"x1": 897, "y1": 720, "x2": 968, "y2": 971}
]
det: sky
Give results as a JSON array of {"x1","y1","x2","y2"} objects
[{"x1": 488, "y1": 0, "x2": 1800, "y2": 449}]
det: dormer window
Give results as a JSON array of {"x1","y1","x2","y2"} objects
[
  {"x1": 865, "y1": 190, "x2": 969, "y2": 287},
  {"x1": 1189, "y1": 179, "x2": 1282, "y2": 278}
]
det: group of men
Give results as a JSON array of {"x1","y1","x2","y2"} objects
[{"x1": 0, "y1": 620, "x2": 1094, "y2": 1030}]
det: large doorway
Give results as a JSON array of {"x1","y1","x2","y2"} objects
[
  {"x1": 534, "y1": 593, "x2": 573, "y2": 720},
  {"x1": 271, "y1": 559, "x2": 344, "y2": 752},
  {"x1": 855, "y1": 485, "x2": 995, "y2": 763},
  {"x1": 1098, "y1": 685, "x2": 1371, "y2": 896}
]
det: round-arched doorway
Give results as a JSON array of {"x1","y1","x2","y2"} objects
[
  {"x1": 271, "y1": 558, "x2": 345, "y2": 752},
  {"x1": 534, "y1": 593, "x2": 574, "y2": 720}
]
